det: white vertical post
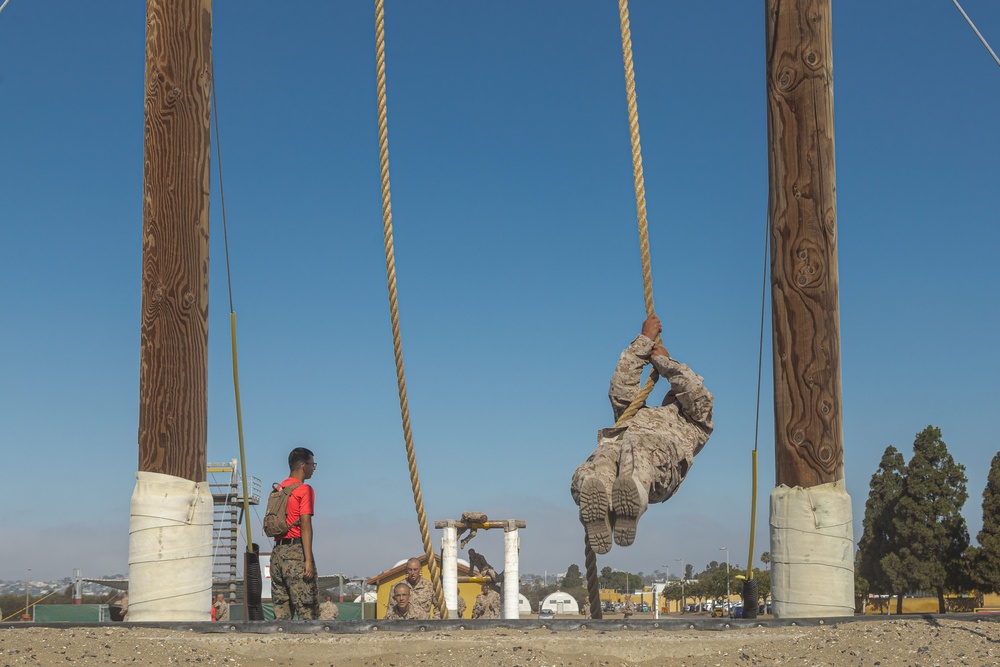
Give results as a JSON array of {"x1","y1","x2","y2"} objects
[
  {"x1": 502, "y1": 523, "x2": 520, "y2": 619},
  {"x1": 442, "y1": 524, "x2": 458, "y2": 617}
]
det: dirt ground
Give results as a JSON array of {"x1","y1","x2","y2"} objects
[{"x1": 2, "y1": 616, "x2": 999, "y2": 667}]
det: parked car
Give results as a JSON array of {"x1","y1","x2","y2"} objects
[
  {"x1": 729, "y1": 605, "x2": 744, "y2": 619},
  {"x1": 604, "y1": 602, "x2": 616, "y2": 612},
  {"x1": 538, "y1": 609, "x2": 555, "y2": 620},
  {"x1": 639, "y1": 603, "x2": 650, "y2": 613}
]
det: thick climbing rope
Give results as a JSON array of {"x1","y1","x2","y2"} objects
[
  {"x1": 374, "y1": 0, "x2": 447, "y2": 619},
  {"x1": 585, "y1": 0, "x2": 660, "y2": 621}
]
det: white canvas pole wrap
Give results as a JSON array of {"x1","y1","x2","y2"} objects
[
  {"x1": 770, "y1": 480, "x2": 854, "y2": 618},
  {"x1": 129, "y1": 471, "x2": 214, "y2": 621},
  {"x1": 502, "y1": 525, "x2": 520, "y2": 619},
  {"x1": 441, "y1": 525, "x2": 458, "y2": 617}
]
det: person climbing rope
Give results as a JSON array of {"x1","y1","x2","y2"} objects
[{"x1": 571, "y1": 312, "x2": 714, "y2": 554}]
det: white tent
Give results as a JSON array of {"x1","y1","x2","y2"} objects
[
  {"x1": 518, "y1": 593, "x2": 531, "y2": 614},
  {"x1": 540, "y1": 590, "x2": 579, "y2": 615}
]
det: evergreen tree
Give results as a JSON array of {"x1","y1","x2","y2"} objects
[
  {"x1": 967, "y1": 451, "x2": 1000, "y2": 595},
  {"x1": 562, "y1": 564, "x2": 583, "y2": 590},
  {"x1": 882, "y1": 426, "x2": 970, "y2": 613},
  {"x1": 856, "y1": 445, "x2": 906, "y2": 609}
]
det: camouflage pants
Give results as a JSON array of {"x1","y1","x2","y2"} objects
[
  {"x1": 572, "y1": 423, "x2": 690, "y2": 505},
  {"x1": 271, "y1": 543, "x2": 319, "y2": 620}
]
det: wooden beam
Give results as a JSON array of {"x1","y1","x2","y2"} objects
[
  {"x1": 766, "y1": 0, "x2": 844, "y2": 489},
  {"x1": 138, "y1": 0, "x2": 212, "y2": 482}
]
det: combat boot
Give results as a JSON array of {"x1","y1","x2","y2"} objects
[
  {"x1": 613, "y1": 439, "x2": 653, "y2": 546},
  {"x1": 579, "y1": 476, "x2": 614, "y2": 554},
  {"x1": 611, "y1": 473, "x2": 648, "y2": 547}
]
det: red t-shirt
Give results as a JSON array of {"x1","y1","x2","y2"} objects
[{"x1": 278, "y1": 477, "x2": 314, "y2": 540}]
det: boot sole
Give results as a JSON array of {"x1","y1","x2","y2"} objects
[
  {"x1": 579, "y1": 477, "x2": 613, "y2": 555},
  {"x1": 612, "y1": 475, "x2": 647, "y2": 547}
]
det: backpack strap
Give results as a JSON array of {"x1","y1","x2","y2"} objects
[{"x1": 278, "y1": 481, "x2": 303, "y2": 527}]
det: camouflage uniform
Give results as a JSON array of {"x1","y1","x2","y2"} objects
[
  {"x1": 623, "y1": 599, "x2": 634, "y2": 619},
  {"x1": 271, "y1": 542, "x2": 319, "y2": 620},
  {"x1": 456, "y1": 594, "x2": 467, "y2": 618},
  {"x1": 213, "y1": 598, "x2": 230, "y2": 621},
  {"x1": 472, "y1": 589, "x2": 501, "y2": 619},
  {"x1": 318, "y1": 600, "x2": 339, "y2": 620},
  {"x1": 406, "y1": 577, "x2": 435, "y2": 618},
  {"x1": 571, "y1": 334, "x2": 714, "y2": 552},
  {"x1": 384, "y1": 602, "x2": 428, "y2": 620},
  {"x1": 468, "y1": 549, "x2": 498, "y2": 583}
]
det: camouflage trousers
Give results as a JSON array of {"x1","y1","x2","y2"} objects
[
  {"x1": 271, "y1": 543, "x2": 319, "y2": 620},
  {"x1": 571, "y1": 424, "x2": 691, "y2": 506}
]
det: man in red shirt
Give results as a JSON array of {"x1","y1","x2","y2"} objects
[{"x1": 270, "y1": 447, "x2": 319, "y2": 620}]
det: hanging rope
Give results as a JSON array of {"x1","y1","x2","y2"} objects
[
  {"x1": 612, "y1": 0, "x2": 660, "y2": 428},
  {"x1": 374, "y1": 0, "x2": 447, "y2": 619},
  {"x1": 585, "y1": 0, "x2": 661, "y2": 620}
]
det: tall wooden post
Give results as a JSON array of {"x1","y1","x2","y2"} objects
[
  {"x1": 138, "y1": 0, "x2": 211, "y2": 482},
  {"x1": 765, "y1": 0, "x2": 854, "y2": 618},
  {"x1": 130, "y1": 0, "x2": 214, "y2": 621}
]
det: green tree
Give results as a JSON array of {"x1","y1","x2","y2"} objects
[
  {"x1": 600, "y1": 566, "x2": 614, "y2": 588},
  {"x1": 966, "y1": 451, "x2": 1000, "y2": 596},
  {"x1": 856, "y1": 445, "x2": 906, "y2": 611},
  {"x1": 760, "y1": 552, "x2": 770, "y2": 566},
  {"x1": 882, "y1": 426, "x2": 970, "y2": 613},
  {"x1": 562, "y1": 564, "x2": 583, "y2": 590},
  {"x1": 605, "y1": 570, "x2": 640, "y2": 593}
]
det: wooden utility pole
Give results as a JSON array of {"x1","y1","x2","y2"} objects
[
  {"x1": 766, "y1": 0, "x2": 854, "y2": 617},
  {"x1": 138, "y1": 0, "x2": 212, "y2": 481},
  {"x1": 130, "y1": 0, "x2": 213, "y2": 622}
]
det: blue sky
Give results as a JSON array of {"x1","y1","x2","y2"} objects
[{"x1": 1, "y1": 2, "x2": 998, "y2": 585}]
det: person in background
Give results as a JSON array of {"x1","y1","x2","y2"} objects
[
  {"x1": 319, "y1": 595, "x2": 340, "y2": 620},
  {"x1": 402, "y1": 557, "x2": 436, "y2": 618},
  {"x1": 212, "y1": 593, "x2": 229, "y2": 621},
  {"x1": 472, "y1": 583, "x2": 501, "y2": 619},
  {"x1": 384, "y1": 582, "x2": 428, "y2": 620}
]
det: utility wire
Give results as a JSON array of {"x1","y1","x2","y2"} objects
[{"x1": 952, "y1": 0, "x2": 1000, "y2": 69}]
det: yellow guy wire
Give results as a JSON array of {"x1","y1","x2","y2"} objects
[
  {"x1": 210, "y1": 67, "x2": 255, "y2": 555},
  {"x1": 585, "y1": 0, "x2": 663, "y2": 620},
  {"x1": 745, "y1": 215, "x2": 771, "y2": 579},
  {"x1": 374, "y1": 0, "x2": 447, "y2": 619}
]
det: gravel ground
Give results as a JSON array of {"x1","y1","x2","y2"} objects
[{"x1": 2, "y1": 616, "x2": 999, "y2": 667}]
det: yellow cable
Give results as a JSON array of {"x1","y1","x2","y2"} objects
[
  {"x1": 746, "y1": 449, "x2": 758, "y2": 579},
  {"x1": 374, "y1": 0, "x2": 447, "y2": 619},
  {"x1": 231, "y1": 312, "x2": 254, "y2": 552}
]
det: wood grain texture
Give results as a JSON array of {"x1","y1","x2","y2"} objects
[
  {"x1": 138, "y1": 0, "x2": 212, "y2": 482},
  {"x1": 766, "y1": 0, "x2": 844, "y2": 488}
]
